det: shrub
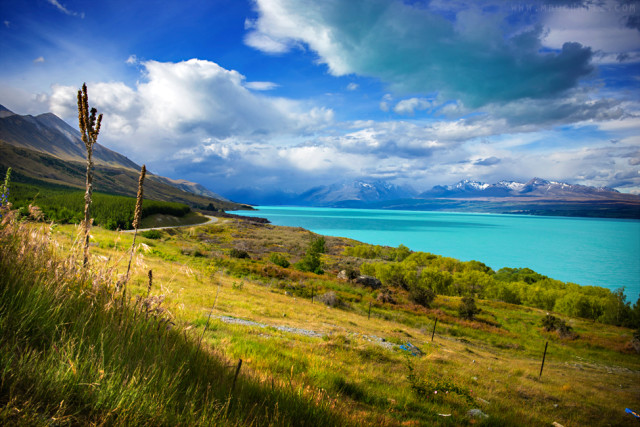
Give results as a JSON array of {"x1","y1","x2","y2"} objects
[
  {"x1": 458, "y1": 296, "x2": 480, "y2": 320},
  {"x1": 541, "y1": 314, "x2": 576, "y2": 338},
  {"x1": 141, "y1": 229, "x2": 163, "y2": 239},
  {"x1": 269, "y1": 252, "x2": 290, "y2": 268},
  {"x1": 103, "y1": 218, "x2": 119, "y2": 230},
  {"x1": 310, "y1": 236, "x2": 326, "y2": 254},
  {"x1": 376, "y1": 288, "x2": 396, "y2": 304},
  {"x1": 542, "y1": 314, "x2": 558, "y2": 331},
  {"x1": 295, "y1": 238, "x2": 324, "y2": 274},
  {"x1": 408, "y1": 284, "x2": 435, "y2": 308},
  {"x1": 295, "y1": 252, "x2": 323, "y2": 274},
  {"x1": 230, "y1": 248, "x2": 250, "y2": 259},
  {"x1": 318, "y1": 291, "x2": 342, "y2": 307},
  {"x1": 342, "y1": 266, "x2": 359, "y2": 280}
]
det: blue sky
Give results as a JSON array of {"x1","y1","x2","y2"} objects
[{"x1": 1, "y1": 0, "x2": 639, "y2": 199}]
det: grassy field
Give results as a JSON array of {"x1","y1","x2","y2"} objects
[{"x1": 2, "y1": 213, "x2": 637, "y2": 426}]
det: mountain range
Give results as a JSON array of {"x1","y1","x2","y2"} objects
[
  {"x1": 232, "y1": 177, "x2": 640, "y2": 218},
  {"x1": 0, "y1": 105, "x2": 244, "y2": 211},
  {"x1": 2, "y1": 104, "x2": 638, "y2": 218},
  {"x1": 419, "y1": 178, "x2": 626, "y2": 200}
]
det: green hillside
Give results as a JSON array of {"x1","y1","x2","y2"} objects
[
  {"x1": 1, "y1": 205, "x2": 638, "y2": 425},
  {"x1": 0, "y1": 141, "x2": 250, "y2": 212}
]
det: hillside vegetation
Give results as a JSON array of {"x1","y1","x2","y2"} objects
[
  {"x1": 0, "y1": 143, "x2": 249, "y2": 212},
  {"x1": 1, "y1": 205, "x2": 638, "y2": 425},
  {"x1": 0, "y1": 217, "x2": 346, "y2": 426},
  {"x1": 7, "y1": 180, "x2": 193, "y2": 230}
]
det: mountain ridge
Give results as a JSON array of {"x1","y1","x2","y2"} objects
[
  {"x1": 230, "y1": 177, "x2": 640, "y2": 219},
  {"x1": 0, "y1": 104, "x2": 247, "y2": 211},
  {"x1": 419, "y1": 177, "x2": 629, "y2": 200}
]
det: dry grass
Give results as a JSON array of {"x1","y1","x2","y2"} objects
[{"x1": 21, "y1": 217, "x2": 640, "y2": 426}]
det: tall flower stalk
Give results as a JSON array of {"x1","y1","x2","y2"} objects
[
  {"x1": 0, "y1": 167, "x2": 12, "y2": 219},
  {"x1": 124, "y1": 165, "x2": 146, "y2": 295},
  {"x1": 77, "y1": 83, "x2": 103, "y2": 266}
]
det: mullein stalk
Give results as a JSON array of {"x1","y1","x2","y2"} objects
[
  {"x1": 123, "y1": 165, "x2": 146, "y2": 298},
  {"x1": 77, "y1": 83, "x2": 103, "y2": 266},
  {"x1": 1, "y1": 167, "x2": 11, "y2": 208}
]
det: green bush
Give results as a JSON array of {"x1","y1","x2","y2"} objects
[
  {"x1": 7, "y1": 182, "x2": 190, "y2": 230},
  {"x1": 230, "y1": 248, "x2": 250, "y2": 259},
  {"x1": 295, "y1": 251, "x2": 323, "y2": 274},
  {"x1": 295, "y1": 235, "x2": 325, "y2": 274},
  {"x1": 458, "y1": 297, "x2": 480, "y2": 320},
  {"x1": 310, "y1": 236, "x2": 326, "y2": 254},
  {"x1": 141, "y1": 230, "x2": 163, "y2": 239},
  {"x1": 408, "y1": 284, "x2": 435, "y2": 308},
  {"x1": 541, "y1": 314, "x2": 575, "y2": 338},
  {"x1": 269, "y1": 252, "x2": 290, "y2": 268}
]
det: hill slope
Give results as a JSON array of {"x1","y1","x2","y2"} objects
[
  {"x1": 0, "y1": 104, "x2": 238, "y2": 208},
  {"x1": 0, "y1": 141, "x2": 248, "y2": 211},
  {"x1": 0, "y1": 104, "x2": 247, "y2": 211},
  {"x1": 0, "y1": 105, "x2": 139, "y2": 169}
]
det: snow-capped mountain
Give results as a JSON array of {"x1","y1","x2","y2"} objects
[
  {"x1": 229, "y1": 180, "x2": 417, "y2": 207},
  {"x1": 420, "y1": 178, "x2": 623, "y2": 199},
  {"x1": 298, "y1": 180, "x2": 416, "y2": 205}
]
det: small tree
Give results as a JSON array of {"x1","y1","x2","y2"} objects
[
  {"x1": 408, "y1": 283, "x2": 436, "y2": 308},
  {"x1": 295, "y1": 250, "x2": 322, "y2": 274},
  {"x1": 269, "y1": 252, "x2": 290, "y2": 268},
  {"x1": 458, "y1": 296, "x2": 480, "y2": 320},
  {"x1": 310, "y1": 236, "x2": 326, "y2": 254},
  {"x1": 77, "y1": 83, "x2": 103, "y2": 265},
  {"x1": 295, "y1": 236, "x2": 324, "y2": 274}
]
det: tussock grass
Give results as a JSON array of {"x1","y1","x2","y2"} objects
[{"x1": 0, "y1": 219, "x2": 346, "y2": 426}]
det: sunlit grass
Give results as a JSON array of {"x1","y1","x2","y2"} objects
[{"x1": 5, "y1": 217, "x2": 639, "y2": 426}]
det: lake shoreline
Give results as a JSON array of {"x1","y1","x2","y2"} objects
[{"x1": 235, "y1": 206, "x2": 640, "y2": 302}]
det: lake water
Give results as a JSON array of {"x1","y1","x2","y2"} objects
[{"x1": 235, "y1": 206, "x2": 640, "y2": 302}]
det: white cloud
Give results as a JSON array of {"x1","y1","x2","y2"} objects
[
  {"x1": 346, "y1": 82, "x2": 358, "y2": 91},
  {"x1": 245, "y1": 81, "x2": 279, "y2": 90},
  {"x1": 543, "y1": 2, "x2": 640, "y2": 55},
  {"x1": 39, "y1": 54, "x2": 635, "y2": 196},
  {"x1": 244, "y1": 31, "x2": 290, "y2": 53},
  {"x1": 48, "y1": 58, "x2": 334, "y2": 161},
  {"x1": 33, "y1": 56, "x2": 45, "y2": 64},
  {"x1": 46, "y1": 0, "x2": 84, "y2": 18},
  {"x1": 393, "y1": 97, "x2": 431, "y2": 115},
  {"x1": 126, "y1": 55, "x2": 139, "y2": 65}
]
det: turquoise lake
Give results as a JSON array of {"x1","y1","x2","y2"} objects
[{"x1": 235, "y1": 207, "x2": 640, "y2": 302}]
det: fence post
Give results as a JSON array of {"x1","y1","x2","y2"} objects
[
  {"x1": 231, "y1": 359, "x2": 243, "y2": 393},
  {"x1": 368, "y1": 301, "x2": 372, "y2": 320},
  {"x1": 431, "y1": 317, "x2": 438, "y2": 342},
  {"x1": 539, "y1": 341, "x2": 548, "y2": 378}
]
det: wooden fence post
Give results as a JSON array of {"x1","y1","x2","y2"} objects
[
  {"x1": 539, "y1": 341, "x2": 548, "y2": 378},
  {"x1": 231, "y1": 359, "x2": 243, "y2": 393},
  {"x1": 431, "y1": 317, "x2": 438, "y2": 342}
]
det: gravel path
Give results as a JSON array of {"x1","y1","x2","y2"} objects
[
  {"x1": 123, "y1": 215, "x2": 218, "y2": 233},
  {"x1": 214, "y1": 315, "x2": 324, "y2": 338},
  {"x1": 212, "y1": 315, "x2": 398, "y2": 350}
]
